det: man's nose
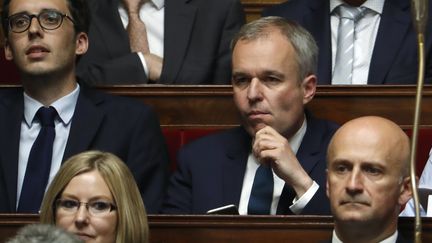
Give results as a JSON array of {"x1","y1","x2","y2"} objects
[
  {"x1": 346, "y1": 169, "x2": 364, "y2": 195},
  {"x1": 247, "y1": 78, "x2": 263, "y2": 102}
]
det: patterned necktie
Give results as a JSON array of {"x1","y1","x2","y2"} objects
[
  {"x1": 18, "y1": 106, "x2": 57, "y2": 213},
  {"x1": 332, "y1": 5, "x2": 366, "y2": 84},
  {"x1": 124, "y1": 0, "x2": 150, "y2": 54},
  {"x1": 248, "y1": 164, "x2": 274, "y2": 215}
]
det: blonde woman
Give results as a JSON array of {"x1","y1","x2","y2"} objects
[{"x1": 40, "y1": 151, "x2": 148, "y2": 243}]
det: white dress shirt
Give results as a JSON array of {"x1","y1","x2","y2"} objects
[
  {"x1": 332, "y1": 229, "x2": 398, "y2": 243},
  {"x1": 330, "y1": 0, "x2": 384, "y2": 84},
  {"x1": 17, "y1": 84, "x2": 80, "y2": 209},
  {"x1": 400, "y1": 148, "x2": 432, "y2": 217},
  {"x1": 118, "y1": 0, "x2": 165, "y2": 76},
  {"x1": 238, "y1": 118, "x2": 320, "y2": 215}
]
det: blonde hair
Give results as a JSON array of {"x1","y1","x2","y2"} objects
[{"x1": 40, "y1": 151, "x2": 149, "y2": 243}]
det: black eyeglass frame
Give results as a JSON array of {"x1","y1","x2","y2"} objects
[{"x1": 6, "y1": 10, "x2": 75, "y2": 33}]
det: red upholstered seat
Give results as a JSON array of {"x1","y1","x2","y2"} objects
[
  {"x1": 162, "y1": 128, "x2": 221, "y2": 171},
  {"x1": 163, "y1": 128, "x2": 432, "y2": 176},
  {"x1": 404, "y1": 128, "x2": 432, "y2": 176},
  {"x1": 0, "y1": 54, "x2": 19, "y2": 84}
]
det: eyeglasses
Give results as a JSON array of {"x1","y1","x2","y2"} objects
[
  {"x1": 55, "y1": 199, "x2": 117, "y2": 216},
  {"x1": 6, "y1": 10, "x2": 75, "y2": 33}
]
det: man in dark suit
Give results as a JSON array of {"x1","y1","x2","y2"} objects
[
  {"x1": 263, "y1": 0, "x2": 432, "y2": 85},
  {"x1": 0, "y1": 0, "x2": 169, "y2": 213},
  {"x1": 76, "y1": 0, "x2": 245, "y2": 85},
  {"x1": 326, "y1": 116, "x2": 412, "y2": 242},
  {"x1": 162, "y1": 17, "x2": 339, "y2": 215}
]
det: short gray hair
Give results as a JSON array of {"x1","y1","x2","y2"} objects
[
  {"x1": 231, "y1": 16, "x2": 318, "y2": 82},
  {"x1": 6, "y1": 224, "x2": 82, "y2": 243}
]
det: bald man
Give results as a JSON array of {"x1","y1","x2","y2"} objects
[{"x1": 326, "y1": 116, "x2": 412, "y2": 243}]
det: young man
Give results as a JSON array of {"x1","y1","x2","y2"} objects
[{"x1": 0, "y1": 0, "x2": 169, "y2": 213}]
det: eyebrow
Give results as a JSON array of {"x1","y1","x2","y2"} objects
[{"x1": 9, "y1": 8, "x2": 62, "y2": 16}]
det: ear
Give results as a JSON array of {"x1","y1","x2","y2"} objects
[
  {"x1": 398, "y1": 176, "x2": 414, "y2": 206},
  {"x1": 301, "y1": 74, "x2": 317, "y2": 105},
  {"x1": 75, "y1": 32, "x2": 88, "y2": 55},
  {"x1": 4, "y1": 39, "x2": 14, "y2": 61}
]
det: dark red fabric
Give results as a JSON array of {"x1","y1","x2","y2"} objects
[{"x1": 0, "y1": 53, "x2": 20, "y2": 84}]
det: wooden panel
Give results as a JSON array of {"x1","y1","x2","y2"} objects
[
  {"x1": 241, "y1": 0, "x2": 285, "y2": 22},
  {"x1": 1, "y1": 214, "x2": 431, "y2": 243},
  {"x1": 1, "y1": 85, "x2": 431, "y2": 128},
  {"x1": 95, "y1": 85, "x2": 432, "y2": 129}
]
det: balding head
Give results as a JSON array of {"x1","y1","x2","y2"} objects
[
  {"x1": 328, "y1": 116, "x2": 410, "y2": 177},
  {"x1": 326, "y1": 116, "x2": 412, "y2": 242}
]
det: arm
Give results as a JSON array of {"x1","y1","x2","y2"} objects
[
  {"x1": 77, "y1": 51, "x2": 150, "y2": 85},
  {"x1": 161, "y1": 148, "x2": 193, "y2": 214},
  {"x1": 126, "y1": 107, "x2": 170, "y2": 214},
  {"x1": 253, "y1": 126, "x2": 314, "y2": 199},
  {"x1": 212, "y1": 0, "x2": 245, "y2": 84}
]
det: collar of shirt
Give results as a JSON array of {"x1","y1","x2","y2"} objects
[
  {"x1": 23, "y1": 84, "x2": 80, "y2": 127},
  {"x1": 238, "y1": 117, "x2": 308, "y2": 215},
  {"x1": 332, "y1": 229, "x2": 398, "y2": 243},
  {"x1": 329, "y1": 0, "x2": 385, "y2": 14}
]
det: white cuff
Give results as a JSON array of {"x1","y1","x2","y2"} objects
[
  {"x1": 137, "y1": 52, "x2": 149, "y2": 77},
  {"x1": 289, "y1": 181, "x2": 319, "y2": 214}
]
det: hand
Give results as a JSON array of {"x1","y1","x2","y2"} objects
[
  {"x1": 144, "y1": 53, "x2": 163, "y2": 81},
  {"x1": 252, "y1": 126, "x2": 313, "y2": 197}
]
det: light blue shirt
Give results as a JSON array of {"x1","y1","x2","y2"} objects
[
  {"x1": 400, "y1": 148, "x2": 432, "y2": 217},
  {"x1": 330, "y1": 0, "x2": 384, "y2": 84},
  {"x1": 17, "y1": 84, "x2": 80, "y2": 209}
]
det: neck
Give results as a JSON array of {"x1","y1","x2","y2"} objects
[
  {"x1": 21, "y1": 71, "x2": 77, "y2": 106},
  {"x1": 334, "y1": 220, "x2": 397, "y2": 243}
]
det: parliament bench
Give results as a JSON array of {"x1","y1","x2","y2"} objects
[
  {"x1": 0, "y1": 214, "x2": 432, "y2": 243},
  {"x1": 0, "y1": 85, "x2": 431, "y2": 173},
  {"x1": 98, "y1": 85, "x2": 432, "y2": 175},
  {"x1": 0, "y1": 85, "x2": 432, "y2": 242}
]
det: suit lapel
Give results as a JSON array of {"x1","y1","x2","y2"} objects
[
  {"x1": 161, "y1": 0, "x2": 197, "y2": 84},
  {"x1": 222, "y1": 127, "x2": 250, "y2": 206},
  {"x1": 0, "y1": 89, "x2": 23, "y2": 211},
  {"x1": 303, "y1": 0, "x2": 332, "y2": 84},
  {"x1": 368, "y1": 0, "x2": 411, "y2": 84},
  {"x1": 277, "y1": 114, "x2": 323, "y2": 214},
  {"x1": 92, "y1": 0, "x2": 131, "y2": 56},
  {"x1": 62, "y1": 87, "x2": 105, "y2": 162}
]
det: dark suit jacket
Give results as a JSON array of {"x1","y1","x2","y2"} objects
[
  {"x1": 77, "y1": 0, "x2": 245, "y2": 85},
  {"x1": 263, "y1": 0, "x2": 432, "y2": 85},
  {"x1": 162, "y1": 114, "x2": 339, "y2": 214},
  {"x1": 0, "y1": 86, "x2": 169, "y2": 213}
]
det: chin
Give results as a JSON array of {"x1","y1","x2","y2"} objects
[{"x1": 337, "y1": 212, "x2": 371, "y2": 224}]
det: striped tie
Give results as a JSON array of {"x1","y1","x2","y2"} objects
[{"x1": 332, "y1": 5, "x2": 366, "y2": 84}]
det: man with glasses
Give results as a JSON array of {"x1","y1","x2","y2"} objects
[{"x1": 0, "y1": 0, "x2": 169, "y2": 214}]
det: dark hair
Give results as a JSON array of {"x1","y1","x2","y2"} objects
[{"x1": 1, "y1": 0, "x2": 90, "y2": 37}]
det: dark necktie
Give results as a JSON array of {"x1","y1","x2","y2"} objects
[
  {"x1": 18, "y1": 106, "x2": 57, "y2": 213},
  {"x1": 248, "y1": 164, "x2": 274, "y2": 215}
]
